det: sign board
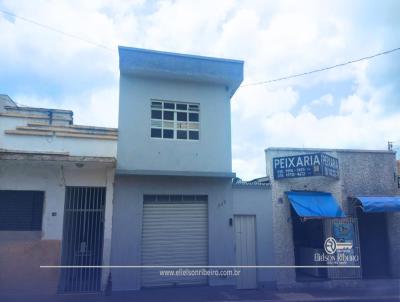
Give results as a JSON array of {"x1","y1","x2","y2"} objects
[{"x1": 273, "y1": 152, "x2": 339, "y2": 180}]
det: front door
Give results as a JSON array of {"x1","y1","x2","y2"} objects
[
  {"x1": 234, "y1": 215, "x2": 257, "y2": 289},
  {"x1": 357, "y1": 208, "x2": 390, "y2": 278},
  {"x1": 59, "y1": 187, "x2": 106, "y2": 292}
]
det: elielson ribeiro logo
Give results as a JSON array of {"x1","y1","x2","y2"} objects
[
  {"x1": 315, "y1": 237, "x2": 358, "y2": 264},
  {"x1": 324, "y1": 237, "x2": 337, "y2": 254}
]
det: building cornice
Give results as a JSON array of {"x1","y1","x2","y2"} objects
[{"x1": 116, "y1": 168, "x2": 235, "y2": 178}]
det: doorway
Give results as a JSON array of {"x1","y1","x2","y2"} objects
[
  {"x1": 59, "y1": 187, "x2": 106, "y2": 292},
  {"x1": 234, "y1": 215, "x2": 257, "y2": 289},
  {"x1": 141, "y1": 194, "x2": 208, "y2": 287},
  {"x1": 356, "y1": 207, "x2": 390, "y2": 278},
  {"x1": 290, "y1": 206, "x2": 327, "y2": 281}
]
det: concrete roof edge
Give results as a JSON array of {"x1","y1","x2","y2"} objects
[
  {"x1": 116, "y1": 168, "x2": 235, "y2": 178},
  {"x1": 264, "y1": 147, "x2": 395, "y2": 154},
  {"x1": 0, "y1": 149, "x2": 116, "y2": 164},
  {"x1": 118, "y1": 46, "x2": 244, "y2": 64},
  {"x1": 118, "y1": 46, "x2": 244, "y2": 95},
  {"x1": 5, "y1": 105, "x2": 73, "y2": 114},
  {"x1": 232, "y1": 183, "x2": 271, "y2": 190}
]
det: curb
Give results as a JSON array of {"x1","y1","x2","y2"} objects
[{"x1": 213, "y1": 295, "x2": 399, "y2": 302}]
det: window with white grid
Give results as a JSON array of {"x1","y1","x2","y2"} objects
[{"x1": 150, "y1": 100, "x2": 200, "y2": 140}]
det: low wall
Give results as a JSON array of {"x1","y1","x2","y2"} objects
[{"x1": 232, "y1": 184, "x2": 275, "y2": 287}]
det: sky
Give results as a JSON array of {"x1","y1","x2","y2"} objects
[{"x1": 1, "y1": 0, "x2": 399, "y2": 180}]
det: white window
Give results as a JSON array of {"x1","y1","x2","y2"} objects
[{"x1": 151, "y1": 100, "x2": 200, "y2": 140}]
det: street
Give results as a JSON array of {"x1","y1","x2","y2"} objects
[{"x1": 1, "y1": 285, "x2": 399, "y2": 302}]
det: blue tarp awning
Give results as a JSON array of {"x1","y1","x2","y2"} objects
[
  {"x1": 356, "y1": 196, "x2": 400, "y2": 213},
  {"x1": 286, "y1": 191, "x2": 345, "y2": 218}
]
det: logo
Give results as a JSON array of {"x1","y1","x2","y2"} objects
[
  {"x1": 318, "y1": 237, "x2": 358, "y2": 265},
  {"x1": 324, "y1": 237, "x2": 337, "y2": 254},
  {"x1": 336, "y1": 241, "x2": 353, "y2": 250}
]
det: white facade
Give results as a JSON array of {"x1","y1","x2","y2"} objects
[
  {"x1": 116, "y1": 46, "x2": 243, "y2": 177},
  {"x1": 118, "y1": 76, "x2": 233, "y2": 175},
  {"x1": 111, "y1": 47, "x2": 249, "y2": 291},
  {"x1": 0, "y1": 100, "x2": 117, "y2": 294},
  {"x1": 0, "y1": 106, "x2": 117, "y2": 157},
  {"x1": 111, "y1": 176, "x2": 235, "y2": 290},
  {"x1": 232, "y1": 183, "x2": 275, "y2": 288}
]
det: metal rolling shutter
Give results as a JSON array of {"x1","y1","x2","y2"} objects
[{"x1": 141, "y1": 195, "x2": 208, "y2": 287}]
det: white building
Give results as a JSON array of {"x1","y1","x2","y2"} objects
[
  {"x1": 0, "y1": 95, "x2": 117, "y2": 294},
  {"x1": 111, "y1": 47, "x2": 275, "y2": 291},
  {"x1": 0, "y1": 48, "x2": 277, "y2": 296}
]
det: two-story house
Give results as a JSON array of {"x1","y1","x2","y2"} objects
[{"x1": 110, "y1": 47, "x2": 245, "y2": 290}]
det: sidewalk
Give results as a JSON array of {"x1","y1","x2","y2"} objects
[{"x1": 0, "y1": 285, "x2": 399, "y2": 302}]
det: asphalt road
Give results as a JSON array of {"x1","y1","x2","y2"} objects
[{"x1": 0, "y1": 285, "x2": 399, "y2": 302}]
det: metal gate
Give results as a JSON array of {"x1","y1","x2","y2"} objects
[{"x1": 59, "y1": 187, "x2": 106, "y2": 292}]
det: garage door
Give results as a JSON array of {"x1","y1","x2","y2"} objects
[{"x1": 141, "y1": 195, "x2": 208, "y2": 287}]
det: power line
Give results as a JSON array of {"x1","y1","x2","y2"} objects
[
  {"x1": 0, "y1": 9, "x2": 114, "y2": 52},
  {"x1": 241, "y1": 47, "x2": 400, "y2": 87},
  {"x1": 1, "y1": 8, "x2": 400, "y2": 86}
]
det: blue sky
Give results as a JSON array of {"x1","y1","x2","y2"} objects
[{"x1": 1, "y1": 0, "x2": 399, "y2": 179}]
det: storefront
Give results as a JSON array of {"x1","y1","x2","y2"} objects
[
  {"x1": 265, "y1": 147, "x2": 400, "y2": 287},
  {"x1": 352, "y1": 196, "x2": 400, "y2": 279}
]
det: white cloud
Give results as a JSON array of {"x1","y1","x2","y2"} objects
[
  {"x1": 15, "y1": 87, "x2": 119, "y2": 127},
  {"x1": 233, "y1": 156, "x2": 265, "y2": 181},
  {"x1": 339, "y1": 95, "x2": 366, "y2": 115},
  {"x1": 232, "y1": 86, "x2": 299, "y2": 119},
  {"x1": 142, "y1": 0, "x2": 235, "y2": 54},
  {"x1": 262, "y1": 109, "x2": 399, "y2": 150},
  {"x1": 311, "y1": 94, "x2": 334, "y2": 107},
  {"x1": 1, "y1": 0, "x2": 399, "y2": 179}
]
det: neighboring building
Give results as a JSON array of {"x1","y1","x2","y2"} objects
[
  {"x1": 110, "y1": 46, "x2": 274, "y2": 291},
  {"x1": 0, "y1": 100, "x2": 117, "y2": 294},
  {"x1": 266, "y1": 147, "x2": 400, "y2": 289},
  {"x1": 232, "y1": 180, "x2": 275, "y2": 289}
]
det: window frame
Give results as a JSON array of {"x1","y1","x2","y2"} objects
[
  {"x1": 0, "y1": 190, "x2": 45, "y2": 231},
  {"x1": 150, "y1": 99, "x2": 200, "y2": 141}
]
